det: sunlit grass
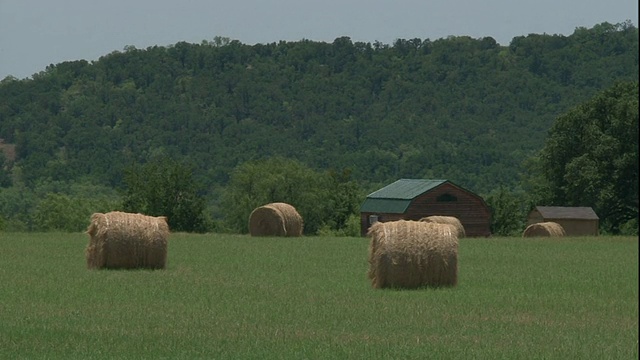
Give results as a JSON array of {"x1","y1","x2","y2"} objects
[{"x1": 0, "y1": 232, "x2": 637, "y2": 359}]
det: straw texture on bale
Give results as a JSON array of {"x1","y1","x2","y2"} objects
[
  {"x1": 367, "y1": 220, "x2": 458, "y2": 289},
  {"x1": 249, "y1": 202, "x2": 303, "y2": 237},
  {"x1": 522, "y1": 222, "x2": 566, "y2": 237},
  {"x1": 85, "y1": 211, "x2": 169, "y2": 269},
  {"x1": 420, "y1": 215, "x2": 466, "y2": 237}
]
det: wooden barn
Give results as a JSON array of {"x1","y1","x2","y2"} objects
[
  {"x1": 527, "y1": 206, "x2": 599, "y2": 236},
  {"x1": 360, "y1": 179, "x2": 491, "y2": 237}
]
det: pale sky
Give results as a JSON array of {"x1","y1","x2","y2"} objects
[{"x1": 1, "y1": 0, "x2": 638, "y2": 80}]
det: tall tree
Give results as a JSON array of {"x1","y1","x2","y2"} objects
[
  {"x1": 534, "y1": 81, "x2": 638, "y2": 233},
  {"x1": 0, "y1": 152, "x2": 12, "y2": 187},
  {"x1": 484, "y1": 186, "x2": 532, "y2": 236},
  {"x1": 121, "y1": 156, "x2": 208, "y2": 232}
]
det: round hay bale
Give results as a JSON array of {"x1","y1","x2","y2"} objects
[
  {"x1": 419, "y1": 215, "x2": 466, "y2": 238},
  {"x1": 85, "y1": 211, "x2": 170, "y2": 270},
  {"x1": 367, "y1": 220, "x2": 458, "y2": 289},
  {"x1": 248, "y1": 202, "x2": 303, "y2": 237},
  {"x1": 522, "y1": 222, "x2": 566, "y2": 237}
]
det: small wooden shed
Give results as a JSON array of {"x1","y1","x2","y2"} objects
[
  {"x1": 527, "y1": 206, "x2": 599, "y2": 236},
  {"x1": 360, "y1": 179, "x2": 491, "y2": 237}
]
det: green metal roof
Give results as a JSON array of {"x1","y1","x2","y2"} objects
[{"x1": 360, "y1": 179, "x2": 447, "y2": 213}]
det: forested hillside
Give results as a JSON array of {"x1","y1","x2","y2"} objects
[{"x1": 0, "y1": 21, "x2": 637, "y2": 233}]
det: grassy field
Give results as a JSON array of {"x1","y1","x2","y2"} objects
[{"x1": 0, "y1": 232, "x2": 637, "y2": 359}]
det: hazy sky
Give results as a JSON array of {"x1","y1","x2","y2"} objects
[{"x1": 1, "y1": 0, "x2": 638, "y2": 79}]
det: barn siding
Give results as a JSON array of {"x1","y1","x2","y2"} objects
[
  {"x1": 361, "y1": 183, "x2": 491, "y2": 237},
  {"x1": 556, "y1": 220, "x2": 598, "y2": 236},
  {"x1": 527, "y1": 216, "x2": 599, "y2": 236}
]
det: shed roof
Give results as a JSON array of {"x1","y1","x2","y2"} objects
[
  {"x1": 360, "y1": 179, "x2": 447, "y2": 213},
  {"x1": 534, "y1": 206, "x2": 599, "y2": 220}
]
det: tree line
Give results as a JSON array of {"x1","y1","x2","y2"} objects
[{"x1": 0, "y1": 21, "x2": 637, "y2": 235}]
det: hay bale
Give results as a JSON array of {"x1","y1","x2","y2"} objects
[
  {"x1": 249, "y1": 202, "x2": 303, "y2": 237},
  {"x1": 419, "y1": 215, "x2": 466, "y2": 237},
  {"x1": 522, "y1": 222, "x2": 566, "y2": 237},
  {"x1": 367, "y1": 220, "x2": 458, "y2": 289},
  {"x1": 85, "y1": 211, "x2": 169, "y2": 270}
]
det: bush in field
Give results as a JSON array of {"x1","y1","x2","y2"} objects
[
  {"x1": 484, "y1": 186, "x2": 532, "y2": 236},
  {"x1": 32, "y1": 193, "x2": 86, "y2": 231},
  {"x1": 0, "y1": 185, "x2": 37, "y2": 231},
  {"x1": 619, "y1": 217, "x2": 638, "y2": 236},
  {"x1": 32, "y1": 192, "x2": 120, "y2": 232},
  {"x1": 121, "y1": 156, "x2": 209, "y2": 233},
  {"x1": 0, "y1": 180, "x2": 122, "y2": 232},
  {"x1": 317, "y1": 213, "x2": 361, "y2": 237},
  {"x1": 221, "y1": 157, "x2": 363, "y2": 235}
]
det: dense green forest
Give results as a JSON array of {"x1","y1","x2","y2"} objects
[{"x1": 0, "y1": 21, "x2": 637, "y2": 234}]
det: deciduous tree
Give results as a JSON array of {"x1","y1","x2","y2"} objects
[
  {"x1": 535, "y1": 81, "x2": 638, "y2": 233},
  {"x1": 122, "y1": 156, "x2": 208, "y2": 232}
]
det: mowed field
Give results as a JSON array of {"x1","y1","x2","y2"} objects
[{"x1": 0, "y1": 232, "x2": 637, "y2": 359}]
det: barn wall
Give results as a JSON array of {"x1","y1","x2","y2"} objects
[
  {"x1": 406, "y1": 183, "x2": 491, "y2": 237},
  {"x1": 360, "y1": 212, "x2": 404, "y2": 236},
  {"x1": 551, "y1": 219, "x2": 598, "y2": 236},
  {"x1": 361, "y1": 183, "x2": 491, "y2": 237},
  {"x1": 527, "y1": 211, "x2": 599, "y2": 236}
]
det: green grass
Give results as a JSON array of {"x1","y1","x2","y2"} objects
[{"x1": 0, "y1": 233, "x2": 637, "y2": 359}]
